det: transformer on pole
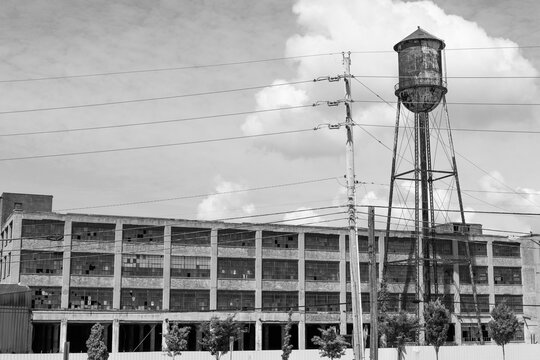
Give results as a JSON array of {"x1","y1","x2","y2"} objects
[{"x1": 381, "y1": 27, "x2": 483, "y2": 344}]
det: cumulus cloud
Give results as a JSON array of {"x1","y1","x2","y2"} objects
[
  {"x1": 282, "y1": 207, "x2": 323, "y2": 225},
  {"x1": 243, "y1": 0, "x2": 540, "y2": 158},
  {"x1": 196, "y1": 178, "x2": 255, "y2": 220},
  {"x1": 476, "y1": 171, "x2": 540, "y2": 233}
]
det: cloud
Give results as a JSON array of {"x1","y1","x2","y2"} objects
[
  {"x1": 196, "y1": 177, "x2": 255, "y2": 220},
  {"x1": 282, "y1": 207, "x2": 323, "y2": 225},
  {"x1": 242, "y1": 0, "x2": 540, "y2": 158},
  {"x1": 476, "y1": 171, "x2": 540, "y2": 233}
]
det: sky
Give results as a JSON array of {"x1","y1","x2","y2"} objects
[{"x1": 1, "y1": 0, "x2": 539, "y2": 236}]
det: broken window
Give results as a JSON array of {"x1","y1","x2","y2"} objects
[
  {"x1": 305, "y1": 261, "x2": 339, "y2": 281},
  {"x1": 21, "y1": 251, "x2": 63, "y2": 274},
  {"x1": 459, "y1": 265, "x2": 488, "y2": 284},
  {"x1": 458, "y1": 241, "x2": 487, "y2": 257},
  {"x1": 69, "y1": 287, "x2": 113, "y2": 310},
  {"x1": 217, "y1": 229, "x2": 255, "y2": 248},
  {"x1": 123, "y1": 225, "x2": 164, "y2": 244},
  {"x1": 22, "y1": 219, "x2": 64, "y2": 241},
  {"x1": 122, "y1": 254, "x2": 163, "y2": 277},
  {"x1": 121, "y1": 288, "x2": 162, "y2": 310},
  {"x1": 31, "y1": 286, "x2": 61, "y2": 309},
  {"x1": 171, "y1": 227, "x2": 211, "y2": 246},
  {"x1": 218, "y1": 258, "x2": 255, "y2": 279},
  {"x1": 71, "y1": 252, "x2": 114, "y2": 276},
  {"x1": 493, "y1": 267, "x2": 522, "y2": 285},
  {"x1": 262, "y1": 231, "x2": 298, "y2": 249},
  {"x1": 171, "y1": 256, "x2": 210, "y2": 278},
  {"x1": 262, "y1": 291, "x2": 298, "y2": 311},
  {"x1": 72, "y1": 222, "x2": 115, "y2": 241},
  {"x1": 217, "y1": 291, "x2": 255, "y2": 310}
]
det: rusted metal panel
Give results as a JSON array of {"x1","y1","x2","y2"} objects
[{"x1": 0, "y1": 306, "x2": 32, "y2": 353}]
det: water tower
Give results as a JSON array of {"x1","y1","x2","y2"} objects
[{"x1": 382, "y1": 27, "x2": 482, "y2": 342}]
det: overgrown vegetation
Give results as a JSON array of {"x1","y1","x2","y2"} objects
[
  {"x1": 86, "y1": 323, "x2": 109, "y2": 360},
  {"x1": 281, "y1": 309, "x2": 294, "y2": 360}
]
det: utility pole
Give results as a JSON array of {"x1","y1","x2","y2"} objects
[
  {"x1": 343, "y1": 51, "x2": 365, "y2": 360},
  {"x1": 368, "y1": 207, "x2": 378, "y2": 360}
]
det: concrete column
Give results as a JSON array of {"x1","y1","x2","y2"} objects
[
  {"x1": 298, "y1": 232, "x2": 306, "y2": 349},
  {"x1": 113, "y1": 221, "x2": 123, "y2": 310},
  {"x1": 210, "y1": 228, "x2": 218, "y2": 310},
  {"x1": 339, "y1": 234, "x2": 347, "y2": 334},
  {"x1": 61, "y1": 219, "x2": 72, "y2": 309},
  {"x1": 59, "y1": 319, "x2": 68, "y2": 353},
  {"x1": 487, "y1": 239, "x2": 495, "y2": 312},
  {"x1": 112, "y1": 319, "x2": 120, "y2": 352},
  {"x1": 10, "y1": 213, "x2": 22, "y2": 283},
  {"x1": 255, "y1": 318, "x2": 263, "y2": 351},
  {"x1": 163, "y1": 225, "x2": 172, "y2": 310},
  {"x1": 255, "y1": 229, "x2": 263, "y2": 351},
  {"x1": 452, "y1": 238, "x2": 462, "y2": 344},
  {"x1": 255, "y1": 230, "x2": 262, "y2": 310}
]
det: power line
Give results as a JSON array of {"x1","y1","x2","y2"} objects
[
  {"x1": 0, "y1": 80, "x2": 313, "y2": 116},
  {"x1": 354, "y1": 75, "x2": 540, "y2": 79},
  {"x1": 55, "y1": 177, "x2": 339, "y2": 211},
  {"x1": 0, "y1": 52, "x2": 342, "y2": 83},
  {"x1": 353, "y1": 122, "x2": 540, "y2": 135},
  {"x1": 0, "y1": 127, "x2": 315, "y2": 162},
  {"x1": 3, "y1": 44, "x2": 538, "y2": 84},
  {"x1": 0, "y1": 104, "x2": 316, "y2": 137}
]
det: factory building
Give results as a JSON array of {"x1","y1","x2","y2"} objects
[{"x1": 1, "y1": 192, "x2": 538, "y2": 353}]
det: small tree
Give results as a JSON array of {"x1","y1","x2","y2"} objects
[
  {"x1": 281, "y1": 309, "x2": 294, "y2": 360},
  {"x1": 424, "y1": 299, "x2": 450, "y2": 360},
  {"x1": 199, "y1": 315, "x2": 244, "y2": 360},
  {"x1": 86, "y1": 323, "x2": 109, "y2": 360},
  {"x1": 383, "y1": 311, "x2": 418, "y2": 360},
  {"x1": 311, "y1": 326, "x2": 350, "y2": 360},
  {"x1": 488, "y1": 303, "x2": 520, "y2": 360},
  {"x1": 164, "y1": 322, "x2": 191, "y2": 359}
]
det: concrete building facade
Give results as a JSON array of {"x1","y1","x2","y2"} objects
[{"x1": 0, "y1": 193, "x2": 538, "y2": 353}]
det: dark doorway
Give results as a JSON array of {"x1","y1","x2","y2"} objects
[
  {"x1": 262, "y1": 323, "x2": 298, "y2": 350},
  {"x1": 306, "y1": 323, "x2": 339, "y2": 349},
  {"x1": 67, "y1": 323, "x2": 112, "y2": 353},
  {"x1": 32, "y1": 322, "x2": 60, "y2": 353},
  {"x1": 119, "y1": 323, "x2": 162, "y2": 352}
]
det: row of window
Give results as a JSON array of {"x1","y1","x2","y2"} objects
[
  {"x1": 19, "y1": 251, "x2": 524, "y2": 285},
  {"x1": 31, "y1": 285, "x2": 524, "y2": 315},
  {"x1": 19, "y1": 220, "x2": 521, "y2": 256}
]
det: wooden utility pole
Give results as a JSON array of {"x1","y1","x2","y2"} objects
[
  {"x1": 368, "y1": 207, "x2": 378, "y2": 360},
  {"x1": 343, "y1": 51, "x2": 365, "y2": 360}
]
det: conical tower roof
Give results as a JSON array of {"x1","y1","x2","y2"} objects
[{"x1": 394, "y1": 26, "x2": 445, "y2": 51}]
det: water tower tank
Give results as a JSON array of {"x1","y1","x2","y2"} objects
[{"x1": 394, "y1": 27, "x2": 447, "y2": 113}]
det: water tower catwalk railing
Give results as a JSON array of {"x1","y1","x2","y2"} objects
[{"x1": 381, "y1": 27, "x2": 484, "y2": 344}]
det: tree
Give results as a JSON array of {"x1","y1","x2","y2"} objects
[
  {"x1": 311, "y1": 326, "x2": 350, "y2": 360},
  {"x1": 164, "y1": 321, "x2": 191, "y2": 359},
  {"x1": 424, "y1": 299, "x2": 450, "y2": 360},
  {"x1": 86, "y1": 323, "x2": 109, "y2": 360},
  {"x1": 199, "y1": 315, "x2": 244, "y2": 360},
  {"x1": 281, "y1": 310, "x2": 294, "y2": 360},
  {"x1": 381, "y1": 311, "x2": 418, "y2": 360},
  {"x1": 488, "y1": 303, "x2": 520, "y2": 360}
]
